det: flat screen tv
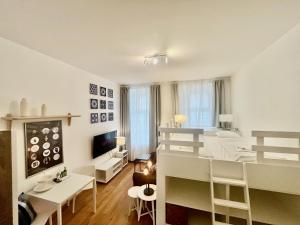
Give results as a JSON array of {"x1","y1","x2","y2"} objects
[{"x1": 93, "y1": 130, "x2": 117, "y2": 159}]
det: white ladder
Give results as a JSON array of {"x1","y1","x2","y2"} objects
[{"x1": 209, "y1": 160, "x2": 252, "y2": 225}]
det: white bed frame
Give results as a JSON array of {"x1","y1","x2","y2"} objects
[{"x1": 157, "y1": 128, "x2": 300, "y2": 225}]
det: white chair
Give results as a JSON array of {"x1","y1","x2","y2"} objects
[
  {"x1": 30, "y1": 197, "x2": 56, "y2": 225},
  {"x1": 70, "y1": 165, "x2": 96, "y2": 214}
]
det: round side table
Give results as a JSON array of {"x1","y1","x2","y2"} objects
[
  {"x1": 128, "y1": 186, "x2": 140, "y2": 216},
  {"x1": 137, "y1": 184, "x2": 156, "y2": 225}
]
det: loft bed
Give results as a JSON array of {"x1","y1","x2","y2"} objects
[{"x1": 156, "y1": 127, "x2": 300, "y2": 225}]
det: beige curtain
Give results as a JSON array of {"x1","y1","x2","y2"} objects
[
  {"x1": 214, "y1": 78, "x2": 232, "y2": 128},
  {"x1": 149, "y1": 84, "x2": 161, "y2": 152},
  {"x1": 171, "y1": 82, "x2": 179, "y2": 117},
  {"x1": 120, "y1": 86, "x2": 131, "y2": 152}
]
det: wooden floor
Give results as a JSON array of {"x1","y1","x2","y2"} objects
[{"x1": 53, "y1": 163, "x2": 153, "y2": 225}]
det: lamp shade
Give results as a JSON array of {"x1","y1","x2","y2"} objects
[
  {"x1": 174, "y1": 114, "x2": 187, "y2": 124},
  {"x1": 219, "y1": 114, "x2": 233, "y2": 122},
  {"x1": 116, "y1": 136, "x2": 126, "y2": 146}
]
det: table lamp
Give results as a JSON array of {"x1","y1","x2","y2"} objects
[
  {"x1": 143, "y1": 167, "x2": 154, "y2": 196},
  {"x1": 116, "y1": 136, "x2": 126, "y2": 152},
  {"x1": 219, "y1": 114, "x2": 233, "y2": 129},
  {"x1": 174, "y1": 114, "x2": 187, "y2": 128}
]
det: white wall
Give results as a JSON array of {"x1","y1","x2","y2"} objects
[
  {"x1": 232, "y1": 23, "x2": 300, "y2": 137},
  {"x1": 0, "y1": 37, "x2": 120, "y2": 224}
]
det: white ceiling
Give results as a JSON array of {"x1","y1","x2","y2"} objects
[{"x1": 0, "y1": 0, "x2": 300, "y2": 84}]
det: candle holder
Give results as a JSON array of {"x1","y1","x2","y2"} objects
[{"x1": 144, "y1": 183, "x2": 154, "y2": 196}]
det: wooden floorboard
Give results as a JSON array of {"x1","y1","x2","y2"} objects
[{"x1": 51, "y1": 163, "x2": 152, "y2": 225}]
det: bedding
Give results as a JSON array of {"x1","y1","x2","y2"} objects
[
  {"x1": 159, "y1": 132, "x2": 255, "y2": 161},
  {"x1": 159, "y1": 132, "x2": 297, "y2": 162}
]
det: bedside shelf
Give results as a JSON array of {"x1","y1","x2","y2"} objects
[
  {"x1": 1, "y1": 113, "x2": 81, "y2": 129},
  {"x1": 115, "y1": 150, "x2": 129, "y2": 168}
]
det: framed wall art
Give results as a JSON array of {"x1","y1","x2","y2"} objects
[
  {"x1": 90, "y1": 83, "x2": 98, "y2": 95},
  {"x1": 100, "y1": 86, "x2": 106, "y2": 97},
  {"x1": 100, "y1": 100, "x2": 106, "y2": 109},
  {"x1": 90, "y1": 99, "x2": 98, "y2": 109},
  {"x1": 91, "y1": 113, "x2": 99, "y2": 124},
  {"x1": 100, "y1": 113, "x2": 107, "y2": 122},
  {"x1": 108, "y1": 112, "x2": 114, "y2": 121},
  {"x1": 108, "y1": 89, "x2": 113, "y2": 98},
  {"x1": 108, "y1": 101, "x2": 114, "y2": 110},
  {"x1": 24, "y1": 120, "x2": 64, "y2": 177}
]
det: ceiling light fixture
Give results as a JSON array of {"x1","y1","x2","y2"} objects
[{"x1": 144, "y1": 53, "x2": 168, "y2": 65}]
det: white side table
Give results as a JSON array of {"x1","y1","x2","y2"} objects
[
  {"x1": 137, "y1": 184, "x2": 156, "y2": 225},
  {"x1": 128, "y1": 186, "x2": 140, "y2": 216}
]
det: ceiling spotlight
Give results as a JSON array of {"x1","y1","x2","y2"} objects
[{"x1": 144, "y1": 53, "x2": 168, "y2": 66}]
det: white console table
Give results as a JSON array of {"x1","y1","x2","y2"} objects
[
  {"x1": 115, "y1": 149, "x2": 129, "y2": 167},
  {"x1": 95, "y1": 158, "x2": 123, "y2": 183}
]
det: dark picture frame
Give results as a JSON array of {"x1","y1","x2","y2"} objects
[
  {"x1": 108, "y1": 101, "x2": 114, "y2": 110},
  {"x1": 90, "y1": 99, "x2": 98, "y2": 109},
  {"x1": 108, "y1": 89, "x2": 113, "y2": 98},
  {"x1": 24, "y1": 121, "x2": 64, "y2": 177},
  {"x1": 100, "y1": 113, "x2": 107, "y2": 122},
  {"x1": 100, "y1": 86, "x2": 106, "y2": 97},
  {"x1": 91, "y1": 113, "x2": 99, "y2": 124}
]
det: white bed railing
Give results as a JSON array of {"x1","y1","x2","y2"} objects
[
  {"x1": 159, "y1": 127, "x2": 204, "y2": 155},
  {"x1": 252, "y1": 130, "x2": 300, "y2": 166}
]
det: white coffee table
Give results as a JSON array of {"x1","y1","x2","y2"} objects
[
  {"x1": 137, "y1": 184, "x2": 156, "y2": 225},
  {"x1": 27, "y1": 173, "x2": 96, "y2": 225}
]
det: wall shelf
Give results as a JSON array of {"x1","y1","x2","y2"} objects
[{"x1": 1, "y1": 113, "x2": 81, "y2": 129}]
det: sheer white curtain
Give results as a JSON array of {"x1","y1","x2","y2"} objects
[
  {"x1": 178, "y1": 80, "x2": 214, "y2": 128},
  {"x1": 129, "y1": 86, "x2": 150, "y2": 160}
]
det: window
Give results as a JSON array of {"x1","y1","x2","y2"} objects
[
  {"x1": 129, "y1": 86, "x2": 150, "y2": 160},
  {"x1": 178, "y1": 80, "x2": 214, "y2": 128}
]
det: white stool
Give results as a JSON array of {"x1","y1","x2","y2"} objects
[
  {"x1": 137, "y1": 184, "x2": 156, "y2": 225},
  {"x1": 128, "y1": 186, "x2": 140, "y2": 216}
]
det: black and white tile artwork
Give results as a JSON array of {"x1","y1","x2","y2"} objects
[
  {"x1": 108, "y1": 89, "x2": 113, "y2": 98},
  {"x1": 90, "y1": 83, "x2": 98, "y2": 95},
  {"x1": 90, "y1": 99, "x2": 98, "y2": 109},
  {"x1": 100, "y1": 100, "x2": 106, "y2": 109},
  {"x1": 100, "y1": 86, "x2": 106, "y2": 97},
  {"x1": 90, "y1": 113, "x2": 99, "y2": 124},
  {"x1": 108, "y1": 112, "x2": 114, "y2": 121},
  {"x1": 24, "y1": 121, "x2": 63, "y2": 177},
  {"x1": 108, "y1": 101, "x2": 114, "y2": 110},
  {"x1": 100, "y1": 113, "x2": 107, "y2": 122}
]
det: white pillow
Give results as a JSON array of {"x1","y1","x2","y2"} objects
[{"x1": 216, "y1": 130, "x2": 241, "y2": 138}]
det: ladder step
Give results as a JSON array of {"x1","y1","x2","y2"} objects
[
  {"x1": 214, "y1": 198, "x2": 249, "y2": 210},
  {"x1": 212, "y1": 177, "x2": 246, "y2": 187},
  {"x1": 214, "y1": 222, "x2": 233, "y2": 225}
]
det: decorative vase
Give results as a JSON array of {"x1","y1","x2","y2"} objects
[
  {"x1": 41, "y1": 104, "x2": 47, "y2": 117},
  {"x1": 20, "y1": 98, "x2": 29, "y2": 117}
]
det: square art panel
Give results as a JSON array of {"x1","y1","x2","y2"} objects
[
  {"x1": 100, "y1": 86, "x2": 106, "y2": 97},
  {"x1": 100, "y1": 113, "x2": 107, "y2": 122},
  {"x1": 108, "y1": 112, "x2": 114, "y2": 121},
  {"x1": 24, "y1": 121, "x2": 63, "y2": 177},
  {"x1": 108, "y1": 89, "x2": 113, "y2": 98},
  {"x1": 108, "y1": 101, "x2": 114, "y2": 110},
  {"x1": 90, "y1": 99, "x2": 98, "y2": 109},
  {"x1": 90, "y1": 83, "x2": 98, "y2": 95},
  {"x1": 100, "y1": 100, "x2": 106, "y2": 109},
  {"x1": 91, "y1": 113, "x2": 99, "y2": 124}
]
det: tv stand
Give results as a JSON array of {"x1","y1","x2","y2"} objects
[{"x1": 95, "y1": 158, "x2": 123, "y2": 183}]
